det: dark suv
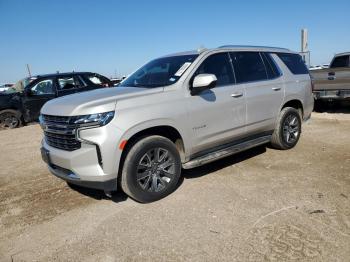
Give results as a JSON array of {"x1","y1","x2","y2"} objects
[{"x1": 0, "y1": 72, "x2": 113, "y2": 129}]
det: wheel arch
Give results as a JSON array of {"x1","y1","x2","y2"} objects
[
  {"x1": 117, "y1": 124, "x2": 187, "y2": 182},
  {"x1": 0, "y1": 108, "x2": 23, "y2": 128},
  {"x1": 281, "y1": 99, "x2": 304, "y2": 117}
]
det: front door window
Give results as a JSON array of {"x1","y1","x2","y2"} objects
[{"x1": 31, "y1": 79, "x2": 54, "y2": 95}]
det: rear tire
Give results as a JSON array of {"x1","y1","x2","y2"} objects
[
  {"x1": 0, "y1": 109, "x2": 22, "y2": 129},
  {"x1": 121, "y1": 135, "x2": 181, "y2": 203},
  {"x1": 270, "y1": 107, "x2": 301, "y2": 150}
]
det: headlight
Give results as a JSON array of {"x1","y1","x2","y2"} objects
[{"x1": 74, "y1": 111, "x2": 115, "y2": 127}]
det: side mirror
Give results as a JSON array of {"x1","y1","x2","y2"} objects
[{"x1": 191, "y1": 74, "x2": 217, "y2": 95}]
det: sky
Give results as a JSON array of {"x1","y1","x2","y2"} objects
[{"x1": 0, "y1": 0, "x2": 349, "y2": 83}]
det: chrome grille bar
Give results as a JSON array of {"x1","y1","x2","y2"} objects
[{"x1": 40, "y1": 114, "x2": 81, "y2": 151}]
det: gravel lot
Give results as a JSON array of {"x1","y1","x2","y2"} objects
[{"x1": 0, "y1": 113, "x2": 349, "y2": 261}]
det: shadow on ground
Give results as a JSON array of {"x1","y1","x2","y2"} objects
[
  {"x1": 182, "y1": 145, "x2": 267, "y2": 179},
  {"x1": 68, "y1": 146, "x2": 267, "y2": 202},
  {"x1": 67, "y1": 183, "x2": 129, "y2": 203},
  {"x1": 314, "y1": 100, "x2": 350, "y2": 113}
]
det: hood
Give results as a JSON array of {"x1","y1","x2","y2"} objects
[
  {"x1": 0, "y1": 89, "x2": 20, "y2": 96},
  {"x1": 41, "y1": 86, "x2": 163, "y2": 116},
  {"x1": 0, "y1": 91, "x2": 19, "y2": 99}
]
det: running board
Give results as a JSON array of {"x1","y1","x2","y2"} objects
[{"x1": 182, "y1": 135, "x2": 271, "y2": 169}]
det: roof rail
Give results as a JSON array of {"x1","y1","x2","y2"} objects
[
  {"x1": 334, "y1": 52, "x2": 350, "y2": 57},
  {"x1": 218, "y1": 45, "x2": 290, "y2": 52}
]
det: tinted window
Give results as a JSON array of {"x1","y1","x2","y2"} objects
[
  {"x1": 277, "y1": 53, "x2": 309, "y2": 74},
  {"x1": 30, "y1": 79, "x2": 54, "y2": 95},
  {"x1": 120, "y1": 55, "x2": 198, "y2": 88},
  {"x1": 261, "y1": 53, "x2": 282, "y2": 79},
  {"x1": 331, "y1": 55, "x2": 349, "y2": 68},
  {"x1": 193, "y1": 53, "x2": 235, "y2": 87},
  {"x1": 231, "y1": 52, "x2": 267, "y2": 83}
]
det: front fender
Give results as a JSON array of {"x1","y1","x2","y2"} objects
[{"x1": 117, "y1": 118, "x2": 190, "y2": 158}]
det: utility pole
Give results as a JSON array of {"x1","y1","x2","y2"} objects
[
  {"x1": 301, "y1": 29, "x2": 310, "y2": 67},
  {"x1": 301, "y1": 28, "x2": 308, "y2": 52},
  {"x1": 26, "y1": 64, "x2": 32, "y2": 77}
]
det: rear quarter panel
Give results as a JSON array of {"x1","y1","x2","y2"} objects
[{"x1": 274, "y1": 55, "x2": 313, "y2": 120}]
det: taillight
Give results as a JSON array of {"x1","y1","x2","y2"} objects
[
  {"x1": 309, "y1": 74, "x2": 315, "y2": 92},
  {"x1": 311, "y1": 79, "x2": 315, "y2": 92}
]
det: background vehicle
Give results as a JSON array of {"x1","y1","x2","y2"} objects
[
  {"x1": 309, "y1": 65, "x2": 323, "y2": 71},
  {"x1": 110, "y1": 76, "x2": 126, "y2": 86},
  {"x1": 311, "y1": 52, "x2": 350, "y2": 101},
  {"x1": 0, "y1": 83, "x2": 14, "y2": 92},
  {"x1": 40, "y1": 46, "x2": 314, "y2": 202},
  {"x1": 0, "y1": 72, "x2": 113, "y2": 129}
]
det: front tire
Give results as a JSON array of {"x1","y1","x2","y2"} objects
[
  {"x1": 121, "y1": 135, "x2": 181, "y2": 203},
  {"x1": 0, "y1": 109, "x2": 22, "y2": 129},
  {"x1": 270, "y1": 107, "x2": 301, "y2": 150}
]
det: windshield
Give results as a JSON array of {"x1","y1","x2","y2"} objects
[
  {"x1": 120, "y1": 54, "x2": 198, "y2": 88},
  {"x1": 5, "y1": 77, "x2": 36, "y2": 93}
]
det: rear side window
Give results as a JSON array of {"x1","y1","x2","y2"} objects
[
  {"x1": 57, "y1": 76, "x2": 81, "y2": 90},
  {"x1": 194, "y1": 52, "x2": 235, "y2": 87},
  {"x1": 84, "y1": 74, "x2": 111, "y2": 87},
  {"x1": 277, "y1": 53, "x2": 309, "y2": 75},
  {"x1": 330, "y1": 55, "x2": 349, "y2": 68},
  {"x1": 261, "y1": 53, "x2": 282, "y2": 79},
  {"x1": 231, "y1": 52, "x2": 267, "y2": 83}
]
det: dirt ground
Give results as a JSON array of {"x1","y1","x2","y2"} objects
[{"x1": 0, "y1": 112, "x2": 349, "y2": 261}]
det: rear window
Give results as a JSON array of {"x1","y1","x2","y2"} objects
[
  {"x1": 277, "y1": 53, "x2": 309, "y2": 75},
  {"x1": 330, "y1": 55, "x2": 349, "y2": 68}
]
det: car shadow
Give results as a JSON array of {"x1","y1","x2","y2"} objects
[
  {"x1": 67, "y1": 183, "x2": 128, "y2": 203},
  {"x1": 181, "y1": 145, "x2": 267, "y2": 180},
  {"x1": 314, "y1": 100, "x2": 350, "y2": 113},
  {"x1": 68, "y1": 145, "x2": 267, "y2": 202}
]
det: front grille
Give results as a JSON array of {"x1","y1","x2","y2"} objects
[
  {"x1": 42, "y1": 115, "x2": 71, "y2": 124},
  {"x1": 41, "y1": 114, "x2": 81, "y2": 151}
]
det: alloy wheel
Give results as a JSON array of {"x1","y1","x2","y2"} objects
[
  {"x1": 0, "y1": 113, "x2": 19, "y2": 129},
  {"x1": 282, "y1": 114, "x2": 299, "y2": 144},
  {"x1": 136, "y1": 147, "x2": 176, "y2": 192}
]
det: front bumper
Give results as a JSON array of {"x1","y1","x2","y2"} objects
[
  {"x1": 41, "y1": 123, "x2": 125, "y2": 191},
  {"x1": 48, "y1": 163, "x2": 117, "y2": 191}
]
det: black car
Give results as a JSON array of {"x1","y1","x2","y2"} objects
[{"x1": 0, "y1": 72, "x2": 113, "y2": 129}]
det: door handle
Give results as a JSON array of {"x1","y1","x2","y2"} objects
[
  {"x1": 272, "y1": 87, "x2": 281, "y2": 91},
  {"x1": 231, "y1": 93, "x2": 243, "y2": 98}
]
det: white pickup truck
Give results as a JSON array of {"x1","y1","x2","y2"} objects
[{"x1": 311, "y1": 52, "x2": 350, "y2": 101}]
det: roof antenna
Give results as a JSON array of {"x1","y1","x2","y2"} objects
[{"x1": 26, "y1": 64, "x2": 32, "y2": 77}]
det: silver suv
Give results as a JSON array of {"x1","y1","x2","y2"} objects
[{"x1": 40, "y1": 46, "x2": 314, "y2": 202}]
